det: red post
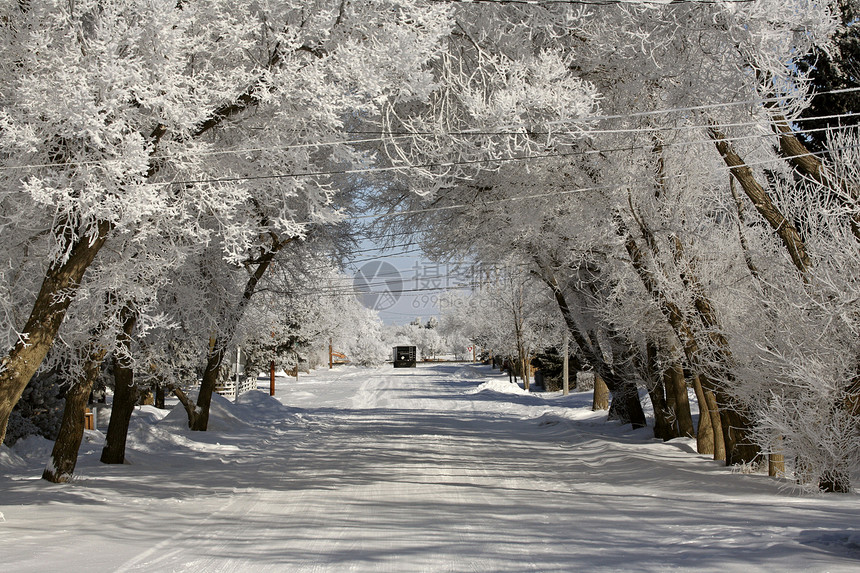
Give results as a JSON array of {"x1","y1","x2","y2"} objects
[
  {"x1": 269, "y1": 360, "x2": 275, "y2": 396},
  {"x1": 329, "y1": 338, "x2": 333, "y2": 369}
]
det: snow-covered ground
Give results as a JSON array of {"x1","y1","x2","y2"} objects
[{"x1": 1, "y1": 363, "x2": 858, "y2": 572}]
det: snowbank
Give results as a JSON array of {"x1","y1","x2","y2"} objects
[
  {"x1": 235, "y1": 389, "x2": 299, "y2": 419},
  {"x1": 469, "y1": 378, "x2": 530, "y2": 395},
  {"x1": 0, "y1": 445, "x2": 25, "y2": 469},
  {"x1": 8, "y1": 434, "x2": 53, "y2": 463},
  {"x1": 159, "y1": 391, "x2": 252, "y2": 432},
  {"x1": 156, "y1": 389, "x2": 301, "y2": 434}
]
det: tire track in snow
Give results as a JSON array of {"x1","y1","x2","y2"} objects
[
  {"x1": 90, "y1": 365, "x2": 860, "y2": 572},
  {"x1": 114, "y1": 491, "x2": 250, "y2": 572}
]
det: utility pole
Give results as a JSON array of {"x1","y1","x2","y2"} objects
[{"x1": 563, "y1": 331, "x2": 569, "y2": 396}]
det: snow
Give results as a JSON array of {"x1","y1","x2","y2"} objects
[{"x1": 1, "y1": 363, "x2": 858, "y2": 572}]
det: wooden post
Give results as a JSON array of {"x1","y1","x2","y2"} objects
[
  {"x1": 329, "y1": 338, "x2": 333, "y2": 369},
  {"x1": 235, "y1": 346, "x2": 241, "y2": 401},
  {"x1": 562, "y1": 331, "x2": 569, "y2": 396},
  {"x1": 269, "y1": 360, "x2": 275, "y2": 396}
]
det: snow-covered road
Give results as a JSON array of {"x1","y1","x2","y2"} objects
[{"x1": 1, "y1": 363, "x2": 858, "y2": 572}]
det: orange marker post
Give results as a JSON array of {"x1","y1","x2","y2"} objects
[{"x1": 269, "y1": 360, "x2": 275, "y2": 396}]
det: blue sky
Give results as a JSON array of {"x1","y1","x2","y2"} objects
[{"x1": 347, "y1": 237, "x2": 480, "y2": 324}]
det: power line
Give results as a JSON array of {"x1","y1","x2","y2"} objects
[
  {"x1": 394, "y1": 88, "x2": 860, "y2": 132},
  {"x1": 367, "y1": 111, "x2": 860, "y2": 140},
  {"x1": 4, "y1": 98, "x2": 857, "y2": 261},
  {"x1": 145, "y1": 128, "x2": 856, "y2": 232},
  {"x1": 154, "y1": 118, "x2": 859, "y2": 189},
  {"x1": 343, "y1": 246, "x2": 426, "y2": 266},
  {"x1": 339, "y1": 140, "x2": 860, "y2": 223},
  {"x1": 18, "y1": 109, "x2": 860, "y2": 175},
  {"x1": 3, "y1": 88, "x2": 859, "y2": 173},
  {"x1": 0, "y1": 134, "x2": 419, "y2": 173}
]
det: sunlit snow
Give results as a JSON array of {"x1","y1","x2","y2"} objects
[{"x1": 1, "y1": 363, "x2": 858, "y2": 572}]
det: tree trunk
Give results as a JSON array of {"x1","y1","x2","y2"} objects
[
  {"x1": 534, "y1": 265, "x2": 641, "y2": 424},
  {"x1": 709, "y1": 125, "x2": 811, "y2": 274},
  {"x1": 691, "y1": 373, "x2": 727, "y2": 462},
  {"x1": 169, "y1": 384, "x2": 197, "y2": 421},
  {"x1": 664, "y1": 373, "x2": 679, "y2": 435},
  {"x1": 678, "y1": 253, "x2": 758, "y2": 465},
  {"x1": 100, "y1": 356, "x2": 137, "y2": 464},
  {"x1": 0, "y1": 221, "x2": 111, "y2": 445},
  {"x1": 607, "y1": 380, "x2": 647, "y2": 429},
  {"x1": 646, "y1": 343, "x2": 674, "y2": 440},
  {"x1": 585, "y1": 332, "x2": 645, "y2": 428},
  {"x1": 520, "y1": 355, "x2": 530, "y2": 391},
  {"x1": 648, "y1": 380, "x2": 674, "y2": 441},
  {"x1": 665, "y1": 361, "x2": 695, "y2": 438},
  {"x1": 155, "y1": 384, "x2": 165, "y2": 409},
  {"x1": 771, "y1": 114, "x2": 860, "y2": 241},
  {"x1": 537, "y1": 261, "x2": 646, "y2": 428},
  {"x1": 718, "y1": 406, "x2": 757, "y2": 466},
  {"x1": 42, "y1": 344, "x2": 108, "y2": 483},
  {"x1": 700, "y1": 376, "x2": 726, "y2": 462},
  {"x1": 622, "y1": 226, "x2": 756, "y2": 464},
  {"x1": 725, "y1": 117, "x2": 857, "y2": 484},
  {"x1": 705, "y1": 393, "x2": 726, "y2": 462},
  {"x1": 189, "y1": 346, "x2": 225, "y2": 431},
  {"x1": 188, "y1": 236, "x2": 292, "y2": 431},
  {"x1": 691, "y1": 373, "x2": 715, "y2": 456},
  {"x1": 100, "y1": 306, "x2": 138, "y2": 465},
  {"x1": 592, "y1": 373, "x2": 610, "y2": 411}
]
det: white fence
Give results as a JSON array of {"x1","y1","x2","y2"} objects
[
  {"x1": 214, "y1": 346, "x2": 257, "y2": 400},
  {"x1": 215, "y1": 375, "x2": 257, "y2": 400}
]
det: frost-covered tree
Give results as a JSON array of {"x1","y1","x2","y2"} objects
[
  {"x1": 4, "y1": 0, "x2": 857, "y2": 493},
  {"x1": 0, "y1": 0, "x2": 453, "y2": 444},
  {"x1": 438, "y1": 270, "x2": 560, "y2": 390},
  {"x1": 370, "y1": 0, "x2": 857, "y2": 481},
  {"x1": 345, "y1": 313, "x2": 392, "y2": 367},
  {"x1": 0, "y1": 0, "x2": 264, "y2": 444},
  {"x1": 236, "y1": 256, "x2": 394, "y2": 374}
]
